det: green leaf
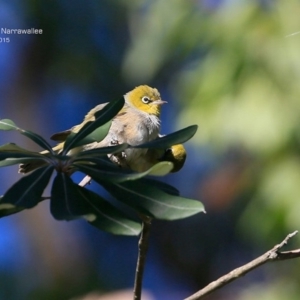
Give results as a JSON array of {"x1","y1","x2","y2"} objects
[
  {"x1": 0, "y1": 196, "x2": 25, "y2": 218},
  {"x1": 0, "y1": 120, "x2": 54, "y2": 153},
  {"x1": 102, "y1": 181, "x2": 205, "y2": 220},
  {"x1": 73, "y1": 162, "x2": 140, "y2": 183},
  {"x1": 134, "y1": 125, "x2": 198, "y2": 149},
  {"x1": 75, "y1": 186, "x2": 142, "y2": 235},
  {"x1": 146, "y1": 161, "x2": 174, "y2": 176},
  {"x1": 139, "y1": 178, "x2": 180, "y2": 196},
  {"x1": 0, "y1": 144, "x2": 51, "y2": 170},
  {"x1": 73, "y1": 160, "x2": 173, "y2": 183},
  {"x1": 0, "y1": 143, "x2": 41, "y2": 154},
  {"x1": 63, "y1": 97, "x2": 124, "y2": 153},
  {"x1": 1, "y1": 166, "x2": 54, "y2": 208},
  {"x1": 0, "y1": 119, "x2": 18, "y2": 130},
  {"x1": 0, "y1": 143, "x2": 45, "y2": 160},
  {"x1": 51, "y1": 173, "x2": 92, "y2": 220},
  {"x1": 63, "y1": 121, "x2": 112, "y2": 150},
  {"x1": 20, "y1": 130, "x2": 54, "y2": 154},
  {"x1": 0, "y1": 158, "x2": 46, "y2": 168},
  {"x1": 74, "y1": 143, "x2": 129, "y2": 158},
  {"x1": 50, "y1": 174, "x2": 141, "y2": 234}
]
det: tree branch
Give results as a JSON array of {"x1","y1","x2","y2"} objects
[
  {"x1": 184, "y1": 231, "x2": 300, "y2": 300},
  {"x1": 133, "y1": 215, "x2": 152, "y2": 300}
]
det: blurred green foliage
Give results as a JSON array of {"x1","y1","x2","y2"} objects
[
  {"x1": 175, "y1": 0, "x2": 300, "y2": 244},
  {"x1": 121, "y1": 0, "x2": 300, "y2": 299}
]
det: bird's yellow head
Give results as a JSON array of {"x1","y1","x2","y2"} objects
[{"x1": 124, "y1": 85, "x2": 166, "y2": 116}]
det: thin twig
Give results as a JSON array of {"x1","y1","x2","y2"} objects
[
  {"x1": 133, "y1": 215, "x2": 152, "y2": 300},
  {"x1": 277, "y1": 249, "x2": 300, "y2": 259},
  {"x1": 184, "y1": 231, "x2": 299, "y2": 300},
  {"x1": 79, "y1": 175, "x2": 92, "y2": 187}
]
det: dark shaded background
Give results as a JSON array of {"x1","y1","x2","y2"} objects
[{"x1": 1, "y1": 0, "x2": 300, "y2": 299}]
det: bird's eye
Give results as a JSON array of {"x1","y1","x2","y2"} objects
[{"x1": 142, "y1": 96, "x2": 151, "y2": 104}]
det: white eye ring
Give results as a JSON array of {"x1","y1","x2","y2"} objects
[{"x1": 142, "y1": 96, "x2": 151, "y2": 104}]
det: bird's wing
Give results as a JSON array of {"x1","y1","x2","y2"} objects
[
  {"x1": 83, "y1": 102, "x2": 108, "y2": 122},
  {"x1": 50, "y1": 102, "x2": 110, "y2": 142}
]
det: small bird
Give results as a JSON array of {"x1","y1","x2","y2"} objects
[
  {"x1": 20, "y1": 85, "x2": 188, "y2": 174},
  {"x1": 52, "y1": 85, "x2": 165, "y2": 172}
]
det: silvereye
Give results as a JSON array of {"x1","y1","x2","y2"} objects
[{"x1": 19, "y1": 85, "x2": 186, "y2": 173}]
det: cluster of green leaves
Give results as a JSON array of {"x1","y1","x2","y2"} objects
[{"x1": 0, "y1": 97, "x2": 204, "y2": 236}]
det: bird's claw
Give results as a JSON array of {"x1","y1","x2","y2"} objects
[{"x1": 109, "y1": 137, "x2": 127, "y2": 167}]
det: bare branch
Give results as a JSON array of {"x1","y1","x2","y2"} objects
[
  {"x1": 277, "y1": 249, "x2": 300, "y2": 259},
  {"x1": 184, "y1": 231, "x2": 299, "y2": 300},
  {"x1": 133, "y1": 215, "x2": 152, "y2": 300}
]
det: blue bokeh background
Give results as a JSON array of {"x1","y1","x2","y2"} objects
[{"x1": 1, "y1": 1, "x2": 300, "y2": 300}]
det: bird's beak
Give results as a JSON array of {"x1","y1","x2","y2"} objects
[{"x1": 152, "y1": 100, "x2": 167, "y2": 105}]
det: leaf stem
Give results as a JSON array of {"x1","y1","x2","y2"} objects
[{"x1": 133, "y1": 214, "x2": 152, "y2": 300}]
